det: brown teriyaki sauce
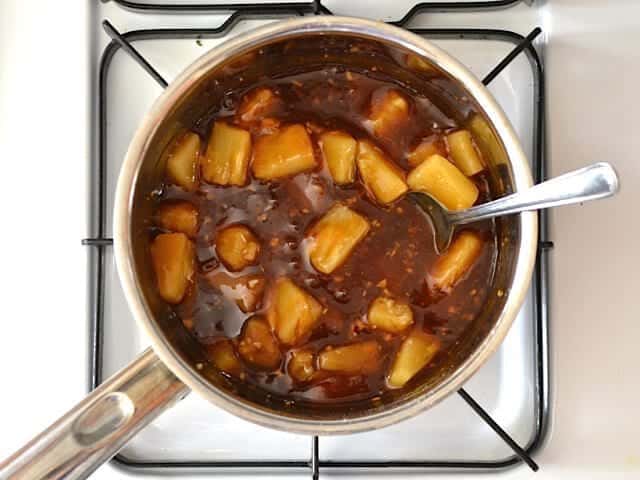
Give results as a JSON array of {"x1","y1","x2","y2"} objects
[{"x1": 153, "y1": 66, "x2": 496, "y2": 406}]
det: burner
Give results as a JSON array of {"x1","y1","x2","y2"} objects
[{"x1": 84, "y1": 2, "x2": 549, "y2": 476}]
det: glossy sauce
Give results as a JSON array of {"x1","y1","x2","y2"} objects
[{"x1": 154, "y1": 66, "x2": 496, "y2": 405}]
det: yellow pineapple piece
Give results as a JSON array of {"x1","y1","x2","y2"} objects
[
  {"x1": 237, "y1": 87, "x2": 277, "y2": 122},
  {"x1": 206, "y1": 340, "x2": 242, "y2": 377},
  {"x1": 406, "y1": 53, "x2": 437, "y2": 73},
  {"x1": 408, "y1": 136, "x2": 446, "y2": 167},
  {"x1": 238, "y1": 317, "x2": 282, "y2": 370},
  {"x1": 202, "y1": 121, "x2": 252, "y2": 186},
  {"x1": 306, "y1": 204, "x2": 370, "y2": 274},
  {"x1": 447, "y1": 130, "x2": 485, "y2": 176},
  {"x1": 430, "y1": 231, "x2": 483, "y2": 293},
  {"x1": 288, "y1": 349, "x2": 316, "y2": 382},
  {"x1": 165, "y1": 131, "x2": 201, "y2": 192},
  {"x1": 368, "y1": 296, "x2": 414, "y2": 334},
  {"x1": 252, "y1": 124, "x2": 317, "y2": 180},
  {"x1": 388, "y1": 330, "x2": 441, "y2": 388},
  {"x1": 318, "y1": 341, "x2": 381, "y2": 374},
  {"x1": 207, "y1": 272, "x2": 265, "y2": 313},
  {"x1": 215, "y1": 225, "x2": 261, "y2": 271},
  {"x1": 356, "y1": 140, "x2": 408, "y2": 204},
  {"x1": 319, "y1": 131, "x2": 357, "y2": 184},
  {"x1": 267, "y1": 278, "x2": 323, "y2": 346},
  {"x1": 150, "y1": 233, "x2": 194, "y2": 304},
  {"x1": 156, "y1": 201, "x2": 198, "y2": 237},
  {"x1": 468, "y1": 113, "x2": 508, "y2": 167},
  {"x1": 407, "y1": 154, "x2": 479, "y2": 211},
  {"x1": 370, "y1": 90, "x2": 409, "y2": 138}
]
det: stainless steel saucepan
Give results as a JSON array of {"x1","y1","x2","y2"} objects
[{"x1": 0, "y1": 15, "x2": 582, "y2": 479}]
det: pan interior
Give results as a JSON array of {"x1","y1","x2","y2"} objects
[{"x1": 129, "y1": 31, "x2": 520, "y2": 423}]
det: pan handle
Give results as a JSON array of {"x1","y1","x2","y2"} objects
[{"x1": 0, "y1": 348, "x2": 189, "y2": 479}]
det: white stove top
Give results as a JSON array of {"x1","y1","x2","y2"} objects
[
  {"x1": 1, "y1": 0, "x2": 638, "y2": 479},
  {"x1": 98, "y1": 6, "x2": 543, "y2": 465}
]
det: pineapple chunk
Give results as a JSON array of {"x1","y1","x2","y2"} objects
[
  {"x1": 207, "y1": 340, "x2": 242, "y2": 377},
  {"x1": 388, "y1": 330, "x2": 441, "y2": 388},
  {"x1": 165, "y1": 131, "x2": 201, "y2": 192},
  {"x1": 288, "y1": 349, "x2": 316, "y2": 382},
  {"x1": 408, "y1": 136, "x2": 446, "y2": 167},
  {"x1": 238, "y1": 87, "x2": 277, "y2": 122},
  {"x1": 370, "y1": 90, "x2": 409, "y2": 138},
  {"x1": 368, "y1": 296, "x2": 414, "y2": 334},
  {"x1": 252, "y1": 124, "x2": 317, "y2": 180},
  {"x1": 215, "y1": 225, "x2": 261, "y2": 271},
  {"x1": 318, "y1": 341, "x2": 381, "y2": 374},
  {"x1": 406, "y1": 53, "x2": 437, "y2": 73},
  {"x1": 468, "y1": 114, "x2": 510, "y2": 171},
  {"x1": 202, "y1": 121, "x2": 252, "y2": 186},
  {"x1": 430, "y1": 231, "x2": 483, "y2": 293},
  {"x1": 150, "y1": 233, "x2": 194, "y2": 304},
  {"x1": 156, "y1": 201, "x2": 198, "y2": 237},
  {"x1": 267, "y1": 278, "x2": 323, "y2": 346},
  {"x1": 319, "y1": 131, "x2": 357, "y2": 184},
  {"x1": 306, "y1": 204, "x2": 370, "y2": 274},
  {"x1": 407, "y1": 154, "x2": 478, "y2": 211},
  {"x1": 356, "y1": 140, "x2": 408, "y2": 204},
  {"x1": 238, "y1": 317, "x2": 282, "y2": 370},
  {"x1": 207, "y1": 272, "x2": 265, "y2": 313},
  {"x1": 447, "y1": 130, "x2": 484, "y2": 176}
]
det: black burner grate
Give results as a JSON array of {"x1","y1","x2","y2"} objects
[
  {"x1": 84, "y1": 2, "x2": 550, "y2": 477},
  {"x1": 106, "y1": 0, "x2": 525, "y2": 21}
]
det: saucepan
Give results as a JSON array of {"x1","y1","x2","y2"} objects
[{"x1": 0, "y1": 16, "x2": 615, "y2": 479}]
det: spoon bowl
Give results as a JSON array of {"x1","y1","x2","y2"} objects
[{"x1": 411, "y1": 162, "x2": 619, "y2": 254}]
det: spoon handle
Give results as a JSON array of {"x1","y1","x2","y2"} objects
[{"x1": 449, "y1": 162, "x2": 619, "y2": 225}]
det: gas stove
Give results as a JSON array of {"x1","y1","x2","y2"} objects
[{"x1": 84, "y1": 0, "x2": 549, "y2": 476}]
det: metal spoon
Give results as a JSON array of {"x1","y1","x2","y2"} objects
[{"x1": 410, "y1": 162, "x2": 619, "y2": 254}]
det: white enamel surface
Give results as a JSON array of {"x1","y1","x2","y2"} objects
[{"x1": 1, "y1": 0, "x2": 639, "y2": 479}]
